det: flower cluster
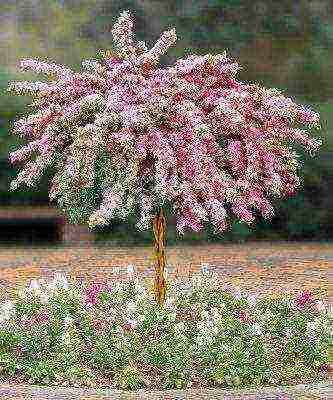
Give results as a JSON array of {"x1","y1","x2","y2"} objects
[
  {"x1": 7, "y1": 10, "x2": 322, "y2": 235},
  {"x1": 0, "y1": 269, "x2": 330, "y2": 390}
]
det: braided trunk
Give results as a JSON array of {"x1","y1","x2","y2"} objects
[{"x1": 152, "y1": 207, "x2": 167, "y2": 306}]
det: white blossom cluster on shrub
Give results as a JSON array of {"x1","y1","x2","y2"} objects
[{"x1": 7, "y1": 10, "x2": 322, "y2": 234}]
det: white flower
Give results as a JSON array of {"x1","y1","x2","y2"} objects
[
  {"x1": 220, "y1": 344, "x2": 229, "y2": 353},
  {"x1": 0, "y1": 300, "x2": 15, "y2": 321},
  {"x1": 126, "y1": 301, "x2": 137, "y2": 313},
  {"x1": 197, "y1": 321, "x2": 207, "y2": 331},
  {"x1": 263, "y1": 310, "x2": 274, "y2": 321},
  {"x1": 231, "y1": 114, "x2": 245, "y2": 124},
  {"x1": 115, "y1": 326, "x2": 125, "y2": 336},
  {"x1": 175, "y1": 322, "x2": 186, "y2": 332},
  {"x1": 168, "y1": 312, "x2": 177, "y2": 322},
  {"x1": 137, "y1": 314, "x2": 145, "y2": 323},
  {"x1": 196, "y1": 334, "x2": 213, "y2": 345},
  {"x1": 233, "y1": 287, "x2": 242, "y2": 300},
  {"x1": 21, "y1": 314, "x2": 28, "y2": 322},
  {"x1": 201, "y1": 310, "x2": 210, "y2": 320},
  {"x1": 165, "y1": 297, "x2": 176, "y2": 309},
  {"x1": 307, "y1": 321, "x2": 317, "y2": 332},
  {"x1": 307, "y1": 321, "x2": 318, "y2": 341},
  {"x1": 126, "y1": 319, "x2": 138, "y2": 329},
  {"x1": 2, "y1": 300, "x2": 15, "y2": 313},
  {"x1": 134, "y1": 279, "x2": 146, "y2": 295},
  {"x1": 27, "y1": 279, "x2": 40, "y2": 292},
  {"x1": 195, "y1": 336, "x2": 206, "y2": 346},
  {"x1": 106, "y1": 316, "x2": 116, "y2": 324},
  {"x1": 247, "y1": 294, "x2": 257, "y2": 307},
  {"x1": 113, "y1": 282, "x2": 123, "y2": 292},
  {"x1": 252, "y1": 323, "x2": 262, "y2": 336},
  {"x1": 63, "y1": 316, "x2": 74, "y2": 329},
  {"x1": 285, "y1": 328, "x2": 293, "y2": 338},
  {"x1": 200, "y1": 263, "x2": 210, "y2": 274},
  {"x1": 190, "y1": 274, "x2": 203, "y2": 287},
  {"x1": 206, "y1": 319, "x2": 218, "y2": 334},
  {"x1": 127, "y1": 264, "x2": 135, "y2": 275},
  {"x1": 211, "y1": 307, "x2": 221, "y2": 322},
  {"x1": 52, "y1": 273, "x2": 69, "y2": 290},
  {"x1": 17, "y1": 288, "x2": 28, "y2": 300},
  {"x1": 39, "y1": 291, "x2": 50, "y2": 305},
  {"x1": 62, "y1": 331, "x2": 71, "y2": 346},
  {"x1": 316, "y1": 300, "x2": 326, "y2": 313}
]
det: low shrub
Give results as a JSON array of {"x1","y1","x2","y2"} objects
[{"x1": 0, "y1": 268, "x2": 331, "y2": 390}]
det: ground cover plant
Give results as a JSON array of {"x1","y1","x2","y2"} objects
[
  {"x1": 6, "y1": 10, "x2": 323, "y2": 305},
  {"x1": 0, "y1": 268, "x2": 331, "y2": 391}
]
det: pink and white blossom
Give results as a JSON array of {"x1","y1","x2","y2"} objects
[{"x1": 7, "y1": 10, "x2": 322, "y2": 237}]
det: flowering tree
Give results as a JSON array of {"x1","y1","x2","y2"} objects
[{"x1": 7, "y1": 10, "x2": 322, "y2": 306}]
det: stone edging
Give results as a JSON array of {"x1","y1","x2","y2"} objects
[{"x1": 0, "y1": 380, "x2": 331, "y2": 399}]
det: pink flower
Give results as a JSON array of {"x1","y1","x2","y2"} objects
[
  {"x1": 123, "y1": 319, "x2": 138, "y2": 333},
  {"x1": 183, "y1": 73, "x2": 204, "y2": 86},
  {"x1": 9, "y1": 142, "x2": 38, "y2": 164},
  {"x1": 238, "y1": 311, "x2": 250, "y2": 323},
  {"x1": 180, "y1": 129, "x2": 194, "y2": 143},
  {"x1": 19, "y1": 58, "x2": 73, "y2": 79},
  {"x1": 85, "y1": 282, "x2": 108, "y2": 306},
  {"x1": 168, "y1": 112, "x2": 188, "y2": 127},
  {"x1": 35, "y1": 310, "x2": 49, "y2": 324},
  {"x1": 24, "y1": 310, "x2": 50, "y2": 326},
  {"x1": 297, "y1": 106, "x2": 320, "y2": 125},
  {"x1": 248, "y1": 190, "x2": 275, "y2": 220},
  {"x1": 173, "y1": 91, "x2": 184, "y2": 102},
  {"x1": 91, "y1": 318, "x2": 107, "y2": 331},
  {"x1": 227, "y1": 141, "x2": 246, "y2": 176},
  {"x1": 176, "y1": 148, "x2": 190, "y2": 166},
  {"x1": 231, "y1": 199, "x2": 255, "y2": 225},
  {"x1": 295, "y1": 291, "x2": 314, "y2": 307},
  {"x1": 123, "y1": 323, "x2": 133, "y2": 333}
]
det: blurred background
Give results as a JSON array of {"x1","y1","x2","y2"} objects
[{"x1": 0, "y1": 0, "x2": 332, "y2": 247}]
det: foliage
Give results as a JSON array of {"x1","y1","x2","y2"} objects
[
  {"x1": 114, "y1": 366, "x2": 145, "y2": 390},
  {"x1": 0, "y1": 269, "x2": 331, "y2": 390}
]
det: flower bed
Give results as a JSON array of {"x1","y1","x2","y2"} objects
[{"x1": 0, "y1": 267, "x2": 331, "y2": 391}]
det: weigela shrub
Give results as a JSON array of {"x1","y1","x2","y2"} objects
[
  {"x1": 0, "y1": 270, "x2": 331, "y2": 389},
  {"x1": 7, "y1": 10, "x2": 322, "y2": 236}
]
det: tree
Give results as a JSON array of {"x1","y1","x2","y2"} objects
[{"x1": 6, "y1": 10, "x2": 322, "y2": 306}]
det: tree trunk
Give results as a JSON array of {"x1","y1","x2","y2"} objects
[{"x1": 152, "y1": 207, "x2": 167, "y2": 306}]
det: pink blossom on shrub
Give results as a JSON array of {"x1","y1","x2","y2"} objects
[
  {"x1": 91, "y1": 318, "x2": 107, "y2": 331},
  {"x1": 123, "y1": 319, "x2": 138, "y2": 332},
  {"x1": 35, "y1": 310, "x2": 50, "y2": 324},
  {"x1": 238, "y1": 311, "x2": 251, "y2": 323},
  {"x1": 295, "y1": 291, "x2": 314, "y2": 307},
  {"x1": 84, "y1": 282, "x2": 108, "y2": 306}
]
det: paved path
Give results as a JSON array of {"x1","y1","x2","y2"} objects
[{"x1": 0, "y1": 381, "x2": 331, "y2": 399}]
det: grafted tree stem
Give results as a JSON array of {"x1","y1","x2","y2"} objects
[{"x1": 152, "y1": 207, "x2": 167, "y2": 306}]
